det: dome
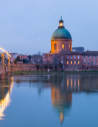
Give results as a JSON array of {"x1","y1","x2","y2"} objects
[
  {"x1": 51, "y1": 17, "x2": 72, "y2": 40},
  {"x1": 51, "y1": 28, "x2": 72, "y2": 40}
]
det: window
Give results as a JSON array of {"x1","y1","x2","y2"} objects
[
  {"x1": 92, "y1": 56, "x2": 93, "y2": 59},
  {"x1": 84, "y1": 61, "x2": 86, "y2": 64},
  {"x1": 78, "y1": 61, "x2": 79, "y2": 64},
  {"x1": 78, "y1": 55, "x2": 80, "y2": 59},
  {"x1": 69, "y1": 44, "x2": 70, "y2": 49},
  {"x1": 91, "y1": 61, "x2": 93, "y2": 65},
  {"x1": 88, "y1": 61, "x2": 89, "y2": 65},
  {"x1": 95, "y1": 61, "x2": 97, "y2": 65},
  {"x1": 70, "y1": 61, "x2": 72, "y2": 64},
  {"x1": 67, "y1": 55, "x2": 68, "y2": 59},
  {"x1": 62, "y1": 44, "x2": 64, "y2": 49},
  {"x1": 84, "y1": 56, "x2": 85, "y2": 59},
  {"x1": 54, "y1": 43, "x2": 57, "y2": 50},
  {"x1": 67, "y1": 61, "x2": 69, "y2": 64},
  {"x1": 95, "y1": 56, "x2": 96, "y2": 59},
  {"x1": 74, "y1": 55, "x2": 76, "y2": 59},
  {"x1": 71, "y1": 56, "x2": 72, "y2": 59},
  {"x1": 74, "y1": 61, "x2": 76, "y2": 64},
  {"x1": 88, "y1": 56, "x2": 89, "y2": 59}
]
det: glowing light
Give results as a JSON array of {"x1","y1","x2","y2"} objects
[
  {"x1": 59, "y1": 23, "x2": 63, "y2": 26},
  {"x1": 70, "y1": 61, "x2": 72, "y2": 64},
  {"x1": 62, "y1": 44, "x2": 64, "y2": 49},
  {"x1": 74, "y1": 61, "x2": 76, "y2": 64},
  {"x1": 71, "y1": 78, "x2": 72, "y2": 87},
  {"x1": 60, "y1": 112, "x2": 64, "y2": 123},
  {"x1": 0, "y1": 47, "x2": 11, "y2": 57},
  {"x1": 67, "y1": 78, "x2": 69, "y2": 87},
  {"x1": 0, "y1": 80, "x2": 14, "y2": 120},
  {"x1": 67, "y1": 61, "x2": 69, "y2": 64}
]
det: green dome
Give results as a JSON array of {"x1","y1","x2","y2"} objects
[{"x1": 51, "y1": 28, "x2": 72, "y2": 40}]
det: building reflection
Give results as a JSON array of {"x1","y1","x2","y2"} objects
[
  {"x1": 0, "y1": 78, "x2": 14, "y2": 120},
  {"x1": 51, "y1": 85, "x2": 72, "y2": 123},
  {"x1": 14, "y1": 74, "x2": 98, "y2": 124}
]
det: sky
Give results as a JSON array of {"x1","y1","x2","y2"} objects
[{"x1": 0, "y1": 0, "x2": 98, "y2": 55}]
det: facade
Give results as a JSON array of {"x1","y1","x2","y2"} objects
[
  {"x1": 51, "y1": 17, "x2": 72, "y2": 54},
  {"x1": 82, "y1": 51, "x2": 98, "y2": 70},
  {"x1": 18, "y1": 54, "x2": 28, "y2": 60},
  {"x1": 64, "y1": 52, "x2": 83, "y2": 71}
]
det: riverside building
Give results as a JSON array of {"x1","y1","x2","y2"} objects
[{"x1": 43, "y1": 17, "x2": 98, "y2": 71}]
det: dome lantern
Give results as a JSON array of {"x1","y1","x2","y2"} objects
[{"x1": 59, "y1": 16, "x2": 64, "y2": 28}]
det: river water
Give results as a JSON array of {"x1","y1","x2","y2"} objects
[{"x1": 0, "y1": 74, "x2": 98, "y2": 127}]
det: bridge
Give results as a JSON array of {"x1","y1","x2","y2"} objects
[{"x1": 0, "y1": 47, "x2": 12, "y2": 79}]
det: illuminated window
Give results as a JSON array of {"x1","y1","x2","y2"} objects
[
  {"x1": 78, "y1": 55, "x2": 80, "y2": 59},
  {"x1": 78, "y1": 61, "x2": 79, "y2": 64},
  {"x1": 54, "y1": 43, "x2": 57, "y2": 50},
  {"x1": 62, "y1": 44, "x2": 64, "y2": 49},
  {"x1": 67, "y1": 61, "x2": 69, "y2": 64},
  {"x1": 69, "y1": 44, "x2": 70, "y2": 49},
  {"x1": 70, "y1": 61, "x2": 72, "y2": 64},
  {"x1": 74, "y1": 61, "x2": 76, "y2": 64}
]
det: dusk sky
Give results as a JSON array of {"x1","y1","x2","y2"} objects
[{"x1": 0, "y1": 0, "x2": 98, "y2": 55}]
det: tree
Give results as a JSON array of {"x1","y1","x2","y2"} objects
[
  {"x1": 36, "y1": 65, "x2": 40, "y2": 71},
  {"x1": 45, "y1": 65, "x2": 48, "y2": 71},
  {"x1": 14, "y1": 56, "x2": 21, "y2": 64},
  {"x1": 28, "y1": 55, "x2": 31, "y2": 62}
]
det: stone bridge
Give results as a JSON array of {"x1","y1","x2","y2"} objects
[{"x1": 0, "y1": 52, "x2": 11, "y2": 79}]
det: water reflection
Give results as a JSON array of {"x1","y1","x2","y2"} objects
[
  {"x1": 14, "y1": 74, "x2": 98, "y2": 124},
  {"x1": 0, "y1": 79, "x2": 14, "y2": 120}
]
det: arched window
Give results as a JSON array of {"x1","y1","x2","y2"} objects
[
  {"x1": 69, "y1": 44, "x2": 70, "y2": 49},
  {"x1": 69, "y1": 44, "x2": 71, "y2": 50},
  {"x1": 74, "y1": 61, "x2": 76, "y2": 64},
  {"x1": 54, "y1": 43, "x2": 57, "y2": 50},
  {"x1": 70, "y1": 61, "x2": 72, "y2": 64},
  {"x1": 67, "y1": 61, "x2": 69, "y2": 64},
  {"x1": 62, "y1": 44, "x2": 64, "y2": 49}
]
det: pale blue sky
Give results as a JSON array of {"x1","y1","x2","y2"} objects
[{"x1": 0, "y1": 0, "x2": 98, "y2": 54}]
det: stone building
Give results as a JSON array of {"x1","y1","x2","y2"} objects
[
  {"x1": 18, "y1": 54, "x2": 28, "y2": 60},
  {"x1": 43, "y1": 17, "x2": 98, "y2": 71},
  {"x1": 82, "y1": 51, "x2": 98, "y2": 70}
]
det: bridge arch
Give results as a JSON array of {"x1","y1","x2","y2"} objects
[{"x1": 0, "y1": 47, "x2": 11, "y2": 57}]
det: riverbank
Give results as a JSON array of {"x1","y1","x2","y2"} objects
[{"x1": 13, "y1": 71, "x2": 98, "y2": 75}]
